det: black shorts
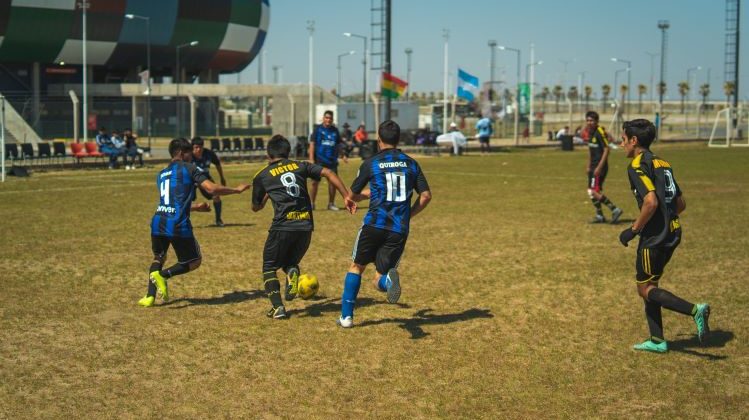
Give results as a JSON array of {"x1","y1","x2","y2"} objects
[
  {"x1": 478, "y1": 136, "x2": 490, "y2": 144},
  {"x1": 587, "y1": 166, "x2": 608, "y2": 193},
  {"x1": 193, "y1": 174, "x2": 215, "y2": 200},
  {"x1": 262, "y1": 230, "x2": 312, "y2": 272},
  {"x1": 315, "y1": 161, "x2": 338, "y2": 173},
  {"x1": 635, "y1": 240, "x2": 679, "y2": 283},
  {"x1": 151, "y1": 235, "x2": 201, "y2": 264},
  {"x1": 352, "y1": 225, "x2": 408, "y2": 274}
]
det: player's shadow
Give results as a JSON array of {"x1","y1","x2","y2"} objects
[
  {"x1": 164, "y1": 289, "x2": 265, "y2": 309},
  {"x1": 286, "y1": 296, "x2": 410, "y2": 317},
  {"x1": 668, "y1": 329, "x2": 734, "y2": 360},
  {"x1": 199, "y1": 223, "x2": 255, "y2": 228},
  {"x1": 358, "y1": 308, "x2": 494, "y2": 339},
  {"x1": 611, "y1": 217, "x2": 636, "y2": 225}
]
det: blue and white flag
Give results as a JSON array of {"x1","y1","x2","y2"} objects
[{"x1": 457, "y1": 68, "x2": 479, "y2": 101}]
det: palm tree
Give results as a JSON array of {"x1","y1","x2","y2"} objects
[
  {"x1": 637, "y1": 84, "x2": 647, "y2": 113},
  {"x1": 567, "y1": 86, "x2": 578, "y2": 111},
  {"x1": 724, "y1": 81, "x2": 736, "y2": 105},
  {"x1": 540, "y1": 86, "x2": 550, "y2": 113},
  {"x1": 584, "y1": 85, "x2": 593, "y2": 111},
  {"x1": 619, "y1": 84, "x2": 629, "y2": 113},
  {"x1": 601, "y1": 84, "x2": 611, "y2": 112},
  {"x1": 553, "y1": 85, "x2": 563, "y2": 112},
  {"x1": 699, "y1": 84, "x2": 710, "y2": 105},
  {"x1": 678, "y1": 81, "x2": 690, "y2": 113}
]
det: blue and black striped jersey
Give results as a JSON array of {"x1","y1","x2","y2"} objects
[
  {"x1": 351, "y1": 148, "x2": 430, "y2": 235},
  {"x1": 309, "y1": 124, "x2": 342, "y2": 166},
  {"x1": 151, "y1": 161, "x2": 209, "y2": 238},
  {"x1": 193, "y1": 148, "x2": 220, "y2": 174}
]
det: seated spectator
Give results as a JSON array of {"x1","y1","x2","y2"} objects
[
  {"x1": 123, "y1": 128, "x2": 144, "y2": 169},
  {"x1": 96, "y1": 127, "x2": 125, "y2": 169},
  {"x1": 436, "y1": 122, "x2": 467, "y2": 155},
  {"x1": 556, "y1": 126, "x2": 569, "y2": 140}
]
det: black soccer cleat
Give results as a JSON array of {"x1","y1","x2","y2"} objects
[
  {"x1": 386, "y1": 268, "x2": 401, "y2": 304},
  {"x1": 266, "y1": 305, "x2": 288, "y2": 319}
]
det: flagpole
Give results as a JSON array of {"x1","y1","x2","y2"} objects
[{"x1": 442, "y1": 29, "x2": 449, "y2": 134}]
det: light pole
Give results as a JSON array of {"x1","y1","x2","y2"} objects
[
  {"x1": 686, "y1": 66, "x2": 701, "y2": 103},
  {"x1": 125, "y1": 13, "x2": 151, "y2": 148},
  {"x1": 405, "y1": 48, "x2": 413, "y2": 101},
  {"x1": 344, "y1": 32, "x2": 368, "y2": 127},
  {"x1": 611, "y1": 57, "x2": 631, "y2": 112},
  {"x1": 272, "y1": 65, "x2": 283, "y2": 84},
  {"x1": 497, "y1": 45, "x2": 521, "y2": 87},
  {"x1": 488, "y1": 40, "x2": 497, "y2": 102},
  {"x1": 499, "y1": 45, "x2": 521, "y2": 144},
  {"x1": 442, "y1": 29, "x2": 449, "y2": 134},
  {"x1": 613, "y1": 68, "x2": 629, "y2": 104},
  {"x1": 175, "y1": 40, "x2": 198, "y2": 138},
  {"x1": 657, "y1": 20, "x2": 670, "y2": 138},
  {"x1": 337, "y1": 50, "x2": 356, "y2": 103},
  {"x1": 308, "y1": 20, "x2": 315, "y2": 135},
  {"x1": 645, "y1": 51, "x2": 659, "y2": 102},
  {"x1": 559, "y1": 59, "x2": 574, "y2": 91},
  {"x1": 78, "y1": 1, "x2": 89, "y2": 143}
]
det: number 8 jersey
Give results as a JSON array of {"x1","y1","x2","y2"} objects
[
  {"x1": 351, "y1": 148, "x2": 430, "y2": 235},
  {"x1": 627, "y1": 150, "x2": 682, "y2": 248},
  {"x1": 252, "y1": 159, "x2": 323, "y2": 231}
]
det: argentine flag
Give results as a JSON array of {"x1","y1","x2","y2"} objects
[{"x1": 457, "y1": 69, "x2": 479, "y2": 101}]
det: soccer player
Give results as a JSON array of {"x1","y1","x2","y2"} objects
[
  {"x1": 584, "y1": 111, "x2": 623, "y2": 223},
  {"x1": 308, "y1": 110, "x2": 348, "y2": 210},
  {"x1": 618, "y1": 119, "x2": 710, "y2": 353},
  {"x1": 138, "y1": 138, "x2": 250, "y2": 307},
  {"x1": 192, "y1": 137, "x2": 228, "y2": 226},
  {"x1": 338, "y1": 120, "x2": 432, "y2": 328},
  {"x1": 252, "y1": 135, "x2": 356, "y2": 319}
]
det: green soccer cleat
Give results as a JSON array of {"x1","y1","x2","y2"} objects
[
  {"x1": 150, "y1": 271, "x2": 168, "y2": 301},
  {"x1": 285, "y1": 267, "x2": 300, "y2": 301},
  {"x1": 138, "y1": 295, "x2": 155, "y2": 307},
  {"x1": 693, "y1": 303, "x2": 711, "y2": 343},
  {"x1": 633, "y1": 339, "x2": 669, "y2": 353}
]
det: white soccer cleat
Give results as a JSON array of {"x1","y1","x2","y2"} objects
[{"x1": 337, "y1": 316, "x2": 354, "y2": 328}]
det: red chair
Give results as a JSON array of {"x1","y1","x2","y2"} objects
[
  {"x1": 84, "y1": 142, "x2": 105, "y2": 162},
  {"x1": 70, "y1": 142, "x2": 89, "y2": 163}
]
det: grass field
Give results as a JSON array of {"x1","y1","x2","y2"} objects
[{"x1": 1, "y1": 143, "x2": 747, "y2": 418}]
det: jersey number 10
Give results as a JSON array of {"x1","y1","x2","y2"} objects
[{"x1": 385, "y1": 171, "x2": 407, "y2": 202}]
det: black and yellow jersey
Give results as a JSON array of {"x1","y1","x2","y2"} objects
[
  {"x1": 627, "y1": 150, "x2": 682, "y2": 248},
  {"x1": 588, "y1": 126, "x2": 610, "y2": 168},
  {"x1": 252, "y1": 159, "x2": 323, "y2": 232}
]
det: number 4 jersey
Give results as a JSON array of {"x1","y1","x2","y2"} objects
[
  {"x1": 252, "y1": 159, "x2": 323, "y2": 231},
  {"x1": 351, "y1": 148, "x2": 430, "y2": 235},
  {"x1": 151, "y1": 161, "x2": 209, "y2": 238},
  {"x1": 627, "y1": 150, "x2": 682, "y2": 248}
]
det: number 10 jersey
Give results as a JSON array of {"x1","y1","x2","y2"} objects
[
  {"x1": 252, "y1": 159, "x2": 323, "y2": 232},
  {"x1": 351, "y1": 148, "x2": 430, "y2": 235}
]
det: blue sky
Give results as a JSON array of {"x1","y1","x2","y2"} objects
[{"x1": 226, "y1": 0, "x2": 747, "y2": 101}]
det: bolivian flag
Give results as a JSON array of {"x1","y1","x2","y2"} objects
[{"x1": 381, "y1": 72, "x2": 408, "y2": 99}]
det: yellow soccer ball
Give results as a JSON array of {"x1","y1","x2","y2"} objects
[{"x1": 297, "y1": 274, "x2": 319, "y2": 300}]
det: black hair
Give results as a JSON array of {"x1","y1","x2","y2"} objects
[
  {"x1": 324, "y1": 110, "x2": 334, "y2": 117},
  {"x1": 191, "y1": 137, "x2": 204, "y2": 146},
  {"x1": 623, "y1": 119, "x2": 656, "y2": 149},
  {"x1": 378, "y1": 120, "x2": 400, "y2": 145},
  {"x1": 169, "y1": 138, "x2": 192, "y2": 157},
  {"x1": 585, "y1": 111, "x2": 599, "y2": 121},
  {"x1": 267, "y1": 135, "x2": 290, "y2": 159},
  {"x1": 99, "y1": 127, "x2": 106, "y2": 131}
]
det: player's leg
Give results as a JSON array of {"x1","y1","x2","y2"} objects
[
  {"x1": 588, "y1": 173, "x2": 606, "y2": 223},
  {"x1": 632, "y1": 245, "x2": 666, "y2": 352},
  {"x1": 262, "y1": 231, "x2": 286, "y2": 319},
  {"x1": 339, "y1": 226, "x2": 381, "y2": 327},
  {"x1": 213, "y1": 196, "x2": 223, "y2": 226},
  {"x1": 139, "y1": 235, "x2": 169, "y2": 307},
  {"x1": 373, "y1": 231, "x2": 407, "y2": 304},
  {"x1": 151, "y1": 237, "x2": 202, "y2": 301},
  {"x1": 327, "y1": 165, "x2": 339, "y2": 211},
  {"x1": 310, "y1": 179, "x2": 319, "y2": 210},
  {"x1": 283, "y1": 231, "x2": 312, "y2": 301},
  {"x1": 595, "y1": 168, "x2": 623, "y2": 223}
]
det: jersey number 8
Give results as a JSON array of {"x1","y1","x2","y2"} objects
[{"x1": 280, "y1": 172, "x2": 301, "y2": 197}]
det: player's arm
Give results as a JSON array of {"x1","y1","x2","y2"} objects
[
  {"x1": 250, "y1": 175, "x2": 267, "y2": 212},
  {"x1": 620, "y1": 167, "x2": 657, "y2": 246},
  {"x1": 252, "y1": 194, "x2": 269, "y2": 212},
  {"x1": 349, "y1": 162, "x2": 371, "y2": 202},
  {"x1": 308, "y1": 133, "x2": 316, "y2": 162},
  {"x1": 321, "y1": 168, "x2": 356, "y2": 213},
  {"x1": 410, "y1": 169, "x2": 432, "y2": 219},
  {"x1": 199, "y1": 179, "x2": 249, "y2": 196},
  {"x1": 211, "y1": 152, "x2": 227, "y2": 186},
  {"x1": 191, "y1": 202, "x2": 211, "y2": 212},
  {"x1": 676, "y1": 195, "x2": 686, "y2": 215}
]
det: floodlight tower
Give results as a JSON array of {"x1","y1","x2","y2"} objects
[
  {"x1": 657, "y1": 20, "x2": 670, "y2": 138},
  {"x1": 725, "y1": 0, "x2": 741, "y2": 132}
]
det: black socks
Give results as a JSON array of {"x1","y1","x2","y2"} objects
[
  {"x1": 263, "y1": 270, "x2": 283, "y2": 308},
  {"x1": 647, "y1": 288, "x2": 695, "y2": 316}
]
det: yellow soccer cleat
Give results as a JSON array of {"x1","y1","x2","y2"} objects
[
  {"x1": 138, "y1": 295, "x2": 155, "y2": 307},
  {"x1": 150, "y1": 271, "x2": 169, "y2": 301}
]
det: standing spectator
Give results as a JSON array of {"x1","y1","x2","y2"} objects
[
  {"x1": 123, "y1": 128, "x2": 144, "y2": 169},
  {"x1": 308, "y1": 110, "x2": 348, "y2": 211},
  {"x1": 192, "y1": 137, "x2": 229, "y2": 227},
  {"x1": 475, "y1": 116, "x2": 493, "y2": 154},
  {"x1": 354, "y1": 124, "x2": 368, "y2": 145}
]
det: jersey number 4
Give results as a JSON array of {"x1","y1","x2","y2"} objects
[
  {"x1": 160, "y1": 179, "x2": 171, "y2": 205},
  {"x1": 385, "y1": 171, "x2": 407, "y2": 202}
]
